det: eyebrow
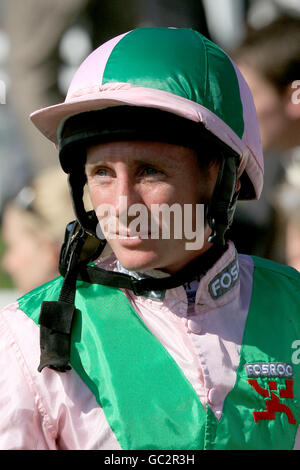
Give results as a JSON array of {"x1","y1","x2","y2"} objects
[
  {"x1": 85, "y1": 142, "x2": 188, "y2": 169},
  {"x1": 86, "y1": 153, "x2": 176, "y2": 167}
]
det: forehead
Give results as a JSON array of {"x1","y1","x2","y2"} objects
[{"x1": 86, "y1": 140, "x2": 198, "y2": 167}]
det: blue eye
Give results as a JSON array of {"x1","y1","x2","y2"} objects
[
  {"x1": 96, "y1": 168, "x2": 108, "y2": 176},
  {"x1": 143, "y1": 167, "x2": 158, "y2": 175}
]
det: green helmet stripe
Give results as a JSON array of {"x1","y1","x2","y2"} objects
[{"x1": 102, "y1": 28, "x2": 244, "y2": 139}]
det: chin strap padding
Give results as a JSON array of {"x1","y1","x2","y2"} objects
[
  {"x1": 38, "y1": 301, "x2": 76, "y2": 372},
  {"x1": 207, "y1": 154, "x2": 240, "y2": 246},
  {"x1": 38, "y1": 229, "x2": 86, "y2": 372}
]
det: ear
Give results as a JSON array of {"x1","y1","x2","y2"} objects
[{"x1": 284, "y1": 81, "x2": 300, "y2": 119}]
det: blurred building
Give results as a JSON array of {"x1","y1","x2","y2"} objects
[{"x1": 0, "y1": 0, "x2": 32, "y2": 214}]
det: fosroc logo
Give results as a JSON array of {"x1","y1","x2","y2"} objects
[
  {"x1": 246, "y1": 362, "x2": 296, "y2": 425},
  {"x1": 245, "y1": 362, "x2": 293, "y2": 378},
  {"x1": 208, "y1": 257, "x2": 239, "y2": 299},
  {"x1": 248, "y1": 378, "x2": 296, "y2": 424}
]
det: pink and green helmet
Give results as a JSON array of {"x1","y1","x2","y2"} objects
[{"x1": 30, "y1": 27, "x2": 263, "y2": 200}]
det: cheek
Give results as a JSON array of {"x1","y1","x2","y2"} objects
[
  {"x1": 87, "y1": 180, "x2": 104, "y2": 209},
  {"x1": 192, "y1": 175, "x2": 216, "y2": 206},
  {"x1": 142, "y1": 185, "x2": 177, "y2": 206},
  {"x1": 19, "y1": 237, "x2": 41, "y2": 264},
  {"x1": 3, "y1": 236, "x2": 37, "y2": 277}
]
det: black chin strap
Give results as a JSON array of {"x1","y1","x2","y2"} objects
[
  {"x1": 207, "y1": 154, "x2": 239, "y2": 245},
  {"x1": 38, "y1": 230, "x2": 226, "y2": 373},
  {"x1": 75, "y1": 244, "x2": 226, "y2": 295}
]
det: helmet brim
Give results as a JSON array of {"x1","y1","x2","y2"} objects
[{"x1": 30, "y1": 85, "x2": 263, "y2": 200}]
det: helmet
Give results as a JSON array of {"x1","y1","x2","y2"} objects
[
  {"x1": 31, "y1": 28, "x2": 264, "y2": 372},
  {"x1": 31, "y1": 27, "x2": 263, "y2": 245}
]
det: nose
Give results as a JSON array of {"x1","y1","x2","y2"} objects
[{"x1": 114, "y1": 174, "x2": 143, "y2": 219}]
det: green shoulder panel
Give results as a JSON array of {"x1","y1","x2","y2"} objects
[
  {"x1": 209, "y1": 256, "x2": 300, "y2": 450},
  {"x1": 18, "y1": 275, "x2": 64, "y2": 322},
  {"x1": 252, "y1": 255, "x2": 300, "y2": 283}
]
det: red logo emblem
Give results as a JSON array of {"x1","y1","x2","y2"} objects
[{"x1": 248, "y1": 378, "x2": 296, "y2": 424}]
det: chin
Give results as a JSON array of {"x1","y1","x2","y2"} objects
[{"x1": 113, "y1": 249, "x2": 161, "y2": 272}]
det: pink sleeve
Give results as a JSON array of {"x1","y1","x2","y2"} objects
[
  {"x1": 0, "y1": 302, "x2": 58, "y2": 450},
  {"x1": 0, "y1": 302, "x2": 120, "y2": 450}
]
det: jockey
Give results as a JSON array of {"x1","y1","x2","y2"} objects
[{"x1": 0, "y1": 27, "x2": 299, "y2": 450}]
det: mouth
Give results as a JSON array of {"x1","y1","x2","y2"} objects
[{"x1": 114, "y1": 232, "x2": 151, "y2": 239}]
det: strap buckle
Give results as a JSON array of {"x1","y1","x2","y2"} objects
[
  {"x1": 131, "y1": 278, "x2": 146, "y2": 296},
  {"x1": 59, "y1": 220, "x2": 86, "y2": 276}
]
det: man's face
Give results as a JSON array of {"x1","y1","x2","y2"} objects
[{"x1": 86, "y1": 140, "x2": 219, "y2": 273}]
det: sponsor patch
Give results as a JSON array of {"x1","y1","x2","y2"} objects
[
  {"x1": 245, "y1": 362, "x2": 293, "y2": 378},
  {"x1": 208, "y1": 257, "x2": 239, "y2": 300},
  {"x1": 248, "y1": 378, "x2": 296, "y2": 424}
]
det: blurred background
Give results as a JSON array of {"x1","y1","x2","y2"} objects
[{"x1": 0, "y1": 0, "x2": 300, "y2": 306}]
